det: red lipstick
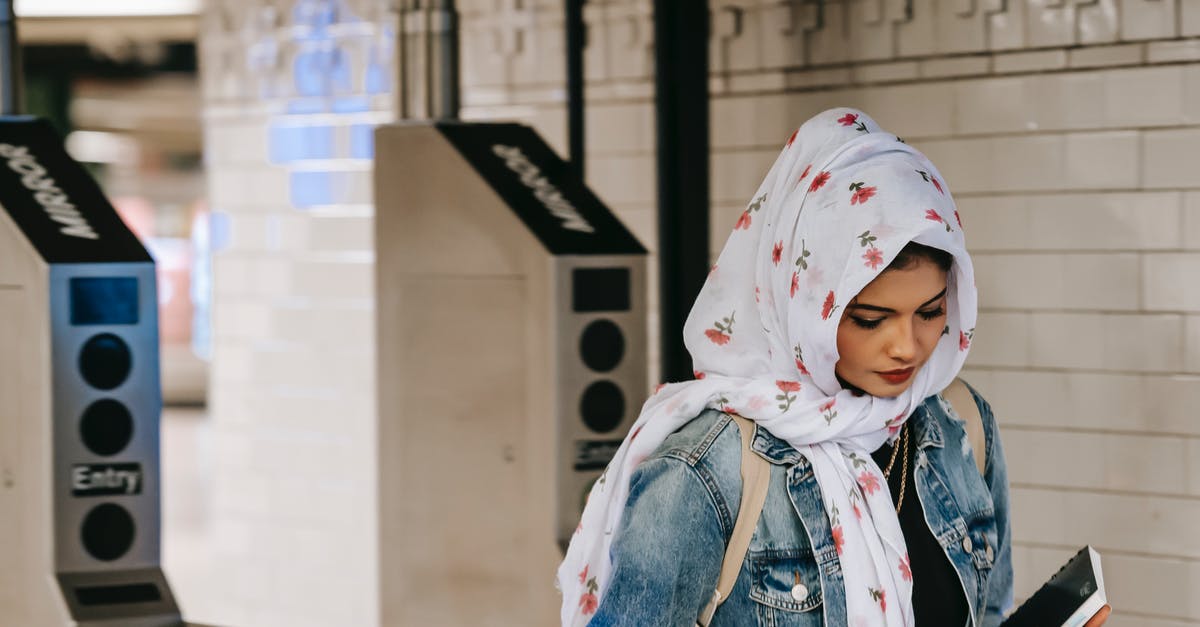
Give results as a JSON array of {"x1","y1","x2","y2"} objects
[{"x1": 878, "y1": 368, "x2": 914, "y2": 385}]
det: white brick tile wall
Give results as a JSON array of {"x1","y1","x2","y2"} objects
[
  {"x1": 1106, "y1": 66, "x2": 1187, "y2": 126},
  {"x1": 1012, "y1": 488, "x2": 1200, "y2": 558},
  {"x1": 1078, "y1": 0, "x2": 1122, "y2": 45},
  {"x1": 957, "y1": 192, "x2": 1182, "y2": 252},
  {"x1": 1143, "y1": 128, "x2": 1200, "y2": 189},
  {"x1": 1188, "y1": 438, "x2": 1200, "y2": 497},
  {"x1": 1147, "y1": 39, "x2": 1200, "y2": 63},
  {"x1": 1068, "y1": 43, "x2": 1144, "y2": 69},
  {"x1": 850, "y1": 61, "x2": 921, "y2": 84},
  {"x1": 1144, "y1": 254, "x2": 1200, "y2": 312},
  {"x1": 993, "y1": 49, "x2": 1068, "y2": 74},
  {"x1": 587, "y1": 153, "x2": 656, "y2": 206},
  {"x1": 1004, "y1": 427, "x2": 1188, "y2": 494},
  {"x1": 1186, "y1": 315, "x2": 1200, "y2": 373},
  {"x1": 918, "y1": 55, "x2": 991, "y2": 79},
  {"x1": 974, "y1": 253, "x2": 1140, "y2": 310},
  {"x1": 1182, "y1": 192, "x2": 1200, "y2": 249},
  {"x1": 969, "y1": 312, "x2": 1032, "y2": 367},
  {"x1": 1120, "y1": 0, "x2": 1179, "y2": 41},
  {"x1": 1029, "y1": 312, "x2": 1182, "y2": 372}
]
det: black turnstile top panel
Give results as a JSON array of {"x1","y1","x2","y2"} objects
[
  {"x1": 436, "y1": 122, "x2": 646, "y2": 256},
  {"x1": 0, "y1": 117, "x2": 151, "y2": 264}
]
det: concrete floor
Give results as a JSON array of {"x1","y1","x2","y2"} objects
[{"x1": 160, "y1": 405, "x2": 219, "y2": 624}]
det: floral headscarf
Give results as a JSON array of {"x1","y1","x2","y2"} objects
[{"x1": 557, "y1": 108, "x2": 977, "y2": 626}]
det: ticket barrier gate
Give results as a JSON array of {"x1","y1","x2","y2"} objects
[
  {"x1": 375, "y1": 121, "x2": 647, "y2": 624},
  {"x1": 0, "y1": 117, "x2": 185, "y2": 626}
]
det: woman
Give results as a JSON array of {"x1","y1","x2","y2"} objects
[{"x1": 557, "y1": 109, "x2": 1107, "y2": 626}]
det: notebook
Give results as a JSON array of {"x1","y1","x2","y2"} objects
[{"x1": 1003, "y1": 546, "x2": 1106, "y2": 627}]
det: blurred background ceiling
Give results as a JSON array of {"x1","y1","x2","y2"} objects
[{"x1": 15, "y1": 0, "x2": 201, "y2": 155}]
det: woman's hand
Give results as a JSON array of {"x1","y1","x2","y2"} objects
[{"x1": 1083, "y1": 604, "x2": 1112, "y2": 627}]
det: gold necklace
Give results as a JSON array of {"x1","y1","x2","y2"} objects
[{"x1": 881, "y1": 423, "x2": 910, "y2": 514}]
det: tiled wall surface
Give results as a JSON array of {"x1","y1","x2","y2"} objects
[{"x1": 197, "y1": 0, "x2": 1197, "y2": 624}]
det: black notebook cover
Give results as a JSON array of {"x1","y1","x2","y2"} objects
[{"x1": 1003, "y1": 546, "x2": 1106, "y2": 627}]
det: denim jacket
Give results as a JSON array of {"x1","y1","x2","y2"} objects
[{"x1": 589, "y1": 387, "x2": 1013, "y2": 626}]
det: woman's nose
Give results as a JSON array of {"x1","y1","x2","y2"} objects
[{"x1": 886, "y1": 320, "x2": 917, "y2": 361}]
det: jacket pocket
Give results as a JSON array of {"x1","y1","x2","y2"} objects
[{"x1": 747, "y1": 548, "x2": 824, "y2": 621}]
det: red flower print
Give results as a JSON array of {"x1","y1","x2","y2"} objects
[
  {"x1": 858, "y1": 471, "x2": 881, "y2": 495},
  {"x1": 787, "y1": 128, "x2": 799, "y2": 147},
  {"x1": 954, "y1": 210, "x2": 962, "y2": 227},
  {"x1": 820, "y1": 398, "x2": 838, "y2": 424},
  {"x1": 852, "y1": 502, "x2": 862, "y2": 519},
  {"x1": 799, "y1": 164, "x2": 812, "y2": 180},
  {"x1": 580, "y1": 575, "x2": 601, "y2": 615},
  {"x1": 832, "y1": 525, "x2": 845, "y2": 555},
  {"x1": 776, "y1": 380, "x2": 801, "y2": 411},
  {"x1": 578, "y1": 564, "x2": 589, "y2": 584},
  {"x1": 849, "y1": 183, "x2": 877, "y2": 205},
  {"x1": 707, "y1": 311, "x2": 736, "y2": 346},
  {"x1": 809, "y1": 171, "x2": 831, "y2": 192},
  {"x1": 838, "y1": 113, "x2": 859, "y2": 126},
  {"x1": 755, "y1": 286, "x2": 761, "y2": 303},
  {"x1": 772, "y1": 241, "x2": 784, "y2": 265},
  {"x1": 925, "y1": 208, "x2": 943, "y2": 223},
  {"x1": 630, "y1": 425, "x2": 644, "y2": 442},
  {"x1": 885, "y1": 413, "x2": 905, "y2": 436},
  {"x1": 793, "y1": 346, "x2": 810, "y2": 376},
  {"x1": 694, "y1": 370, "x2": 706, "y2": 379},
  {"x1": 932, "y1": 176, "x2": 943, "y2": 194},
  {"x1": 959, "y1": 330, "x2": 970, "y2": 351},
  {"x1": 734, "y1": 210, "x2": 752, "y2": 230},
  {"x1": 862, "y1": 246, "x2": 883, "y2": 270},
  {"x1": 900, "y1": 554, "x2": 913, "y2": 582},
  {"x1": 579, "y1": 592, "x2": 598, "y2": 615},
  {"x1": 705, "y1": 329, "x2": 731, "y2": 345},
  {"x1": 654, "y1": 382, "x2": 666, "y2": 395},
  {"x1": 790, "y1": 272, "x2": 800, "y2": 298},
  {"x1": 821, "y1": 291, "x2": 838, "y2": 320}
]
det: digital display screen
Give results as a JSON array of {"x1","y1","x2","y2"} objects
[
  {"x1": 572, "y1": 268, "x2": 630, "y2": 313},
  {"x1": 70, "y1": 277, "x2": 138, "y2": 325}
]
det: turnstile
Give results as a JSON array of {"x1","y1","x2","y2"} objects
[
  {"x1": 375, "y1": 121, "x2": 647, "y2": 625},
  {"x1": 0, "y1": 117, "x2": 182, "y2": 626}
]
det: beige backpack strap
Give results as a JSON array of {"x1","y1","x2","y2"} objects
[
  {"x1": 696, "y1": 414, "x2": 771, "y2": 626},
  {"x1": 942, "y1": 378, "x2": 986, "y2": 475}
]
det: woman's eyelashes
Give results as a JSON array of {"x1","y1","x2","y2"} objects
[
  {"x1": 918, "y1": 306, "x2": 946, "y2": 321},
  {"x1": 848, "y1": 307, "x2": 945, "y2": 330}
]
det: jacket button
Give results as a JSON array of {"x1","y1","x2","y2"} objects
[
  {"x1": 962, "y1": 536, "x2": 973, "y2": 553},
  {"x1": 985, "y1": 543, "x2": 994, "y2": 562},
  {"x1": 790, "y1": 584, "x2": 808, "y2": 601}
]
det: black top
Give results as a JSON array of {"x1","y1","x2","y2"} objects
[
  {"x1": 0, "y1": 116, "x2": 151, "y2": 264},
  {"x1": 871, "y1": 425, "x2": 970, "y2": 626},
  {"x1": 435, "y1": 122, "x2": 646, "y2": 256}
]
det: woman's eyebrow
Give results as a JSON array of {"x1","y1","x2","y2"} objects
[{"x1": 847, "y1": 288, "x2": 948, "y2": 313}]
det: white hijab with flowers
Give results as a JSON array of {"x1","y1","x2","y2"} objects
[{"x1": 557, "y1": 109, "x2": 977, "y2": 626}]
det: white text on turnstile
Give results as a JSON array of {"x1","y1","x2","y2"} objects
[
  {"x1": 0, "y1": 143, "x2": 100, "y2": 240},
  {"x1": 72, "y1": 465, "x2": 141, "y2": 495},
  {"x1": 492, "y1": 144, "x2": 596, "y2": 234}
]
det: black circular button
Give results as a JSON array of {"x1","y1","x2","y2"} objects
[
  {"x1": 580, "y1": 380, "x2": 625, "y2": 434},
  {"x1": 80, "y1": 503, "x2": 136, "y2": 562},
  {"x1": 579, "y1": 319, "x2": 625, "y2": 373},
  {"x1": 78, "y1": 334, "x2": 132, "y2": 390},
  {"x1": 79, "y1": 399, "x2": 134, "y2": 457}
]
